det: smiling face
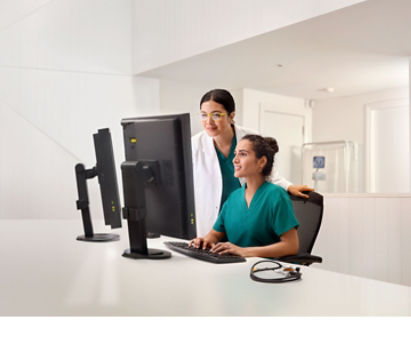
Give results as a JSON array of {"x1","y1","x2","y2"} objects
[
  {"x1": 200, "y1": 100, "x2": 234, "y2": 137},
  {"x1": 233, "y1": 139, "x2": 267, "y2": 178}
]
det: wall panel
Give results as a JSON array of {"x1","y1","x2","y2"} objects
[
  {"x1": 316, "y1": 194, "x2": 411, "y2": 286},
  {"x1": 0, "y1": 0, "x2": 160, "y2": 219}
]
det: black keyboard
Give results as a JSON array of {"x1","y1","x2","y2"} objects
[{"x1": 164, "y1": 241, "x2": 246, "y2": 264}]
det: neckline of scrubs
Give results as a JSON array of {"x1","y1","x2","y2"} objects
[
  {"x1": 214, "y1": 132, "x2": 237, "y2": 161},
  {"x1": 243, "y1": 181, "x2": 268, "y2": 210}
]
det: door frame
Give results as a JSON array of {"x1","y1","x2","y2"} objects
[{"x1": 258, "y1": 102, "x2": 311, "y2": 143}]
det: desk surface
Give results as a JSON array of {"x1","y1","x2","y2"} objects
[{"x1": 1, "y1": 219, "x2": 410, "y2": 316}]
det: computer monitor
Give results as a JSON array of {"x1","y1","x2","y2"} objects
[
  {"x1": 75, "y1": 128, "x2": 122, "y2": 242},
  {"x1": 120, "y1": 113, "x2": 196, "y2": 259}
]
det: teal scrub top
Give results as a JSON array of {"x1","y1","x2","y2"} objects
[
  {"x1": 213, "y1": 182, "x2": 299, "y2": 247},
  {"x1": 215, "y1": 133, "x2": 241, "y2": 209}
]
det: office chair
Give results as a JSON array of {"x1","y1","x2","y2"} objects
[{"x1": 278, "y1": 191, "x2": 324, "y2": 266}]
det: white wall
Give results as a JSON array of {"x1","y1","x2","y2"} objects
[
  {"x1": 0, "y1": 1, "x2": 50, "y2": 31},
  {"x1": 133, "y1": 0, "x2": 366, "y2": 73},
  {"x1": 367, "y1": 102, "x2": 409, "y2": 192},
  {"x1": 316, "y1": 194, "x2": 411, "y2": 287},
  {"x1": 0, "y1": 0, "x2": 368, "y2": 220},
  {"x1": 240, "y1": 89, "x2": 313, "y2": 184},
  {"x1": 312, "y1": 87, "x2": 409, "y2": 192},
  {"x1": 0, "y1": 0, "x2": 134, "y2": 74},
  {"x1": 0, "y1": 0, "x2": 160, "y2": 219},
  {"x1": 242, "y1": 88, "x2": 312, "y2": 139}
]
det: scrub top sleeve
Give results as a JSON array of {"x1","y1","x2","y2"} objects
[{"x1": 271, "y1": 190, "x2": 299, "y2": 237}]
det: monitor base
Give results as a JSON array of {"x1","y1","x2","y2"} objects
[
  {"x1": 77, "y1": 233, "x2": 120, "y2": 242},
  {"x1": 122, "y1": 248, "x2": 171, "y2": 259}
]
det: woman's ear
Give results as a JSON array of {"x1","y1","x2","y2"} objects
[
  {"x1": 229, "y1": 112, "x2": 235, "y2": 123},
  {"x1": 258, "y1": 156, "x2": 267, "y2": 172}
]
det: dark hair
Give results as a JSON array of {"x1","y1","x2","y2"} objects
[
  {"x1": 200, "y1": 89, "x2": 235, "y2": 114},
  {"x1": 242, "y1": 134, "x2": 279, "y2": 176}
]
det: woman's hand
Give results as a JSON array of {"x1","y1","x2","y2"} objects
[
  {"x1": 189, "y1": 236, "x2": 216, "y2": 250},
  {"x1": 189, "y1": 229, "x2": 225, "y2": 250},
  {"x1": 211, "y1": 242, "x2": 246, "y2": 257},
  {"x1": 287, "y1": 184, "x2": 314, "y2": 199}
]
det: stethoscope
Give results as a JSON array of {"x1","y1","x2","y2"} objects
[{"x1": 250, "y1": 260, "x2": 302, "y2": 283}]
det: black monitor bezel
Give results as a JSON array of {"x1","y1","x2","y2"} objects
[{"x1": 93, "y1": 128, "x2": 122, "y2": 229}]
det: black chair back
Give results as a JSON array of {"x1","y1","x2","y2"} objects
[
  {"x1": 290, "y1": 191, "x2": 323, "y2": 255},
  {"x1": 279, "y1": 191, "x2": 323, "y2": 266}
]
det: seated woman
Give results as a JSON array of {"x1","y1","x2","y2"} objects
[{"x1": 190, "y1": 134, "x2": 299, "y2": 258}]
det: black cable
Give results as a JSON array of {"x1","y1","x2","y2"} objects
[{"x1": 250, "y1": 260, "x2": 302, "y2": 283}]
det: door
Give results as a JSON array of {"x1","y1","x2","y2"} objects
[{"x1": 259, "y1": 107, "x2": 305, "y2": 184}]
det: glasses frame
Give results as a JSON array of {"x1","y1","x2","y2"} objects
[{"x1": 199, "y1": 112, "x2": 228, "y2": 121}]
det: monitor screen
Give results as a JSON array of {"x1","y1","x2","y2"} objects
[{"x1": 120, "y1": 113, "x2": 196, "y2": 259}]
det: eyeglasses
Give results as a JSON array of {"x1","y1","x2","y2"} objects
[{"x1": 200, "y1": 112, "x2": 227, "y2": 121}]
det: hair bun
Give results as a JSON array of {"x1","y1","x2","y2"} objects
[{"x1": 264, "y1": 137, "x2": 279, "y2": 154}]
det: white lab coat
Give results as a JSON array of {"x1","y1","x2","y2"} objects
[{"x1": 191, "y1": 124, "x2": 292, "y2": 237}]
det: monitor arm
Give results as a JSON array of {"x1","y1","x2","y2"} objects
[
  {"x1": 75, "y1": 164, "x2": 97, "y2": 238},
  {"x1": 75, "y1": 163, "x2": 119, "y2": 242}
]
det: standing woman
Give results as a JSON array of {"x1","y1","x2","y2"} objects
[{"x1": 191, "y1": 88, "x2": 312, "y2": 236}]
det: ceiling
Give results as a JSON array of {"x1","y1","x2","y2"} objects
[{"x1": 140, "y1": 0, "x2": 411, "y2": 100}]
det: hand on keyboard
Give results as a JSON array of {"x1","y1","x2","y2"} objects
[
  {"x1": 164, "y1": 241, "x2": 246, "y2": 264},
  {"x1": 209, "y1": 241, "x2": 246, "y2": 257},
  {"x1": 189, "y1": 237, "x2": 216, "y2": 250},
  {"x1": 188, "y1": 229, "x2": 223, "y2": 251},
  {"x1": 189, "y1": 234, "x2": 247, "y2": 258}
]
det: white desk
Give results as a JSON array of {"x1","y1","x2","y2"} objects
[{"x1": 1, "y1": 219, "x2": 410, "y2": 316}]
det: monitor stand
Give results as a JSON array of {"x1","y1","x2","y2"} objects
[
  {"x1": 122, "y1": 248, "x2": 170, "y2": 259},
  {"x1": 77, "y1": 234, "x2": 119, "y2": 242},
  {"x1": 75, "y1": 163, "x2": 120, "y2": 242},
  {"x1": 121, "y1": 161, "x2": 171, "y2": 259}
]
